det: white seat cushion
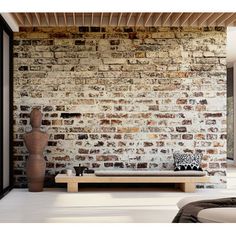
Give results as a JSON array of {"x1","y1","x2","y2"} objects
[{"x1": 95, "y1": 170, "x2": 206, "y2": 176}]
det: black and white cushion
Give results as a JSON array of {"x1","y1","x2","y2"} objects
[{"x1": 173, "y1": 152, "x2": 203, "y2": 171}]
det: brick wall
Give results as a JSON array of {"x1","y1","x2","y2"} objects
[{"x1": 13, "y1": 26, "x2": 227, "y2": 188}]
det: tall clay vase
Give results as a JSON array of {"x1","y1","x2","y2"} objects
[
  {"x1": 26, "y1": 155, "x2": 46, "y2": 192},
  {"x1": 24, "y1": 109, "x2": 49, "y2": 192}
]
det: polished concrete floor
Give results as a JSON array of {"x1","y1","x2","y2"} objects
[{"x1": 0, "y1": 166, "x2": 236, "y2": 223}]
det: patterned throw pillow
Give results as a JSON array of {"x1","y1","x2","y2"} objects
[{"x1": 173, "y1": 152, "x2": 203, "y2": 171}]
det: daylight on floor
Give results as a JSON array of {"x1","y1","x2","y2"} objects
[{"x1": 1, "y1": 0, "x2": 236, "y2": 227}]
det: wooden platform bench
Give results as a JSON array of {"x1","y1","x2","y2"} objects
[{"x1": 55, "y1": 170, "x2": 209, "y2": 193}]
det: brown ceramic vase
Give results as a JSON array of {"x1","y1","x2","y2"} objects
[
  {"x1": 24, "y1": 109, "x2": 49, "y2": 192},
  {"x1": 26, "y1": 155, "x2": 46, "y2": 192}
]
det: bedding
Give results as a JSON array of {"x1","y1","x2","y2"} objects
[{"x1": 172, "y1": 197, "x2": 236, "y2": 223}]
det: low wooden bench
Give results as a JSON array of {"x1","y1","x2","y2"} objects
[{"x1": 55, "y1": 173, "x2": 209, "y2": 193}]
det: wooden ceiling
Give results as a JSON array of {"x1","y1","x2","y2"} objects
[{"x1": 11, "y1": 13, "x2": 236, "y2": 27}]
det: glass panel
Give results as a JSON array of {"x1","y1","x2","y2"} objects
[
  {"x1": 227, "y1": 67, "x2": 234, "y2": 160},
  {"x1": 3, "y1": 30, "x2": 10, "y2": 189}
]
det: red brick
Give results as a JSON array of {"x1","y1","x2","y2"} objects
[
  {"x1": 96, "y1": 155, "x2": 119, "y2": 161},
  {"x1": 100, "y1": 119, "x2": 110, "y2": 125},
  {"x1": 207, "y1": 149, "x2": 218, "y2": 154},
  {"x1": 156, "y1": 114, "x2": 175, "y2": 118},
  {"x1": 111, "y1": 120, "x2": 122, "y2": 125},
  {"x1": 204, "y1": 113, "x2": 222, "y2": 118},
  {"x1": 195, "y1": 134, "x2": 205, "y2": 140},
  {"x1": 176, "y1": 99, "x2": 187, "y2": 104},
  {"x1": 117, "y1": 127, "x2": 140, "y2": 133}
]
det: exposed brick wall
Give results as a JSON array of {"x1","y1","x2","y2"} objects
[{"x1": 13, "y1": 26, "x2": 227, "y2": 188}]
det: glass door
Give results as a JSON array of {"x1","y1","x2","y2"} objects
[{"x1": 0, "y1": 15, "x2": 13, "y2": 199}]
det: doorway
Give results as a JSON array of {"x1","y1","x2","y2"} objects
[
  {"x1": 226, "y1": 27, "x2": 236, "y2": 166},
  {"x1": 0, "y1": 15, "x2": 13, "y2": 198}
]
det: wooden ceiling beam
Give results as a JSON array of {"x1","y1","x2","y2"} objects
[
  {"x1": 188, "y1": 13, "x2": 203, "y2": 25},
  {"x1": 216, "y1": 13, "x2": 234, "y2": 25},
  {"x1": 73, "y1": 13, "x2": 76, "y2": 26},
  {"x1": 25, "y1": 13, "x2": 32, "y2": 25},
  {"x1": 14, "y1": 13, "x2": 24, "y2": 25},
  {"x1": 144, "y1": 13, "x2": 152, "y2": 26},
  {"x1": 100, "y1": 13, "x2": 103, "y2": 26},
  {"x1": 136, "y1": 13, "x2": 142, "y2": 26},
  {"x1": 153, "y1": 13, "x2": 162, "y2": 26},
  {"x1": 109, "y1": 13, "x2": 113, "y2": 26},
  {"x1": 117, "y1": 13, "x2": 122, "y2": 26},
  {"x1": 179, "y1": 13, "x2": 192, "y2": 26},
  {"x1": 207, "y1": 13, "x2": 224, "y2": 26},
  {"x1": 63, "y1": 13, "x2": 67, "y2": 25},
  {"x1": 91, "y1": 13, "x2": 93, "y2": 26},
  {"x1": 44, "y1": 13, "x2": 50, "y2": 25},
  {"x1": 170, "y1": 13, "x2": 183, "y2": 26},
  {"x1": 82, "y1": 13, "x2": 85, "y2": 26},
  {"x1": 127, "y1": 13, "x2": 132, "y2": 26},
  {"x1": 54, "y1": 13, "x2": 58, "y2": 26},
  {"x1": 35, "y1": 13, "x2": 41, "y2": 26},
  {"x1": 198, "y1": 13, "x2": 214, "y2": 26},
  {"x1": 225, "y1": 13, "x2": 236, "y2": 26},
  {"x1": 161, "y1": 13, "x2": 172, "y2": 26}
]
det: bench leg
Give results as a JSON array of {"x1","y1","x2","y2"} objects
[
  {"x1": 179, "y1": 183, "x2": 195, "y2": 193},
  {"x1": 67, "y1": 183, "x2": 78, "y2": 193}
]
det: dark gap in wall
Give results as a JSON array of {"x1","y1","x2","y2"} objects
[
  {"x1": 60, "y1": 113, "x2": 82, "y2": 118},
  {"x1": 227, "y1": 68, "x2": 233, "y2": 97}
]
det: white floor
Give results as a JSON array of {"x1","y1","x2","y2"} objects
[{"x1": 1, "y1": 167, "x2": 236, "y2": 223}]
